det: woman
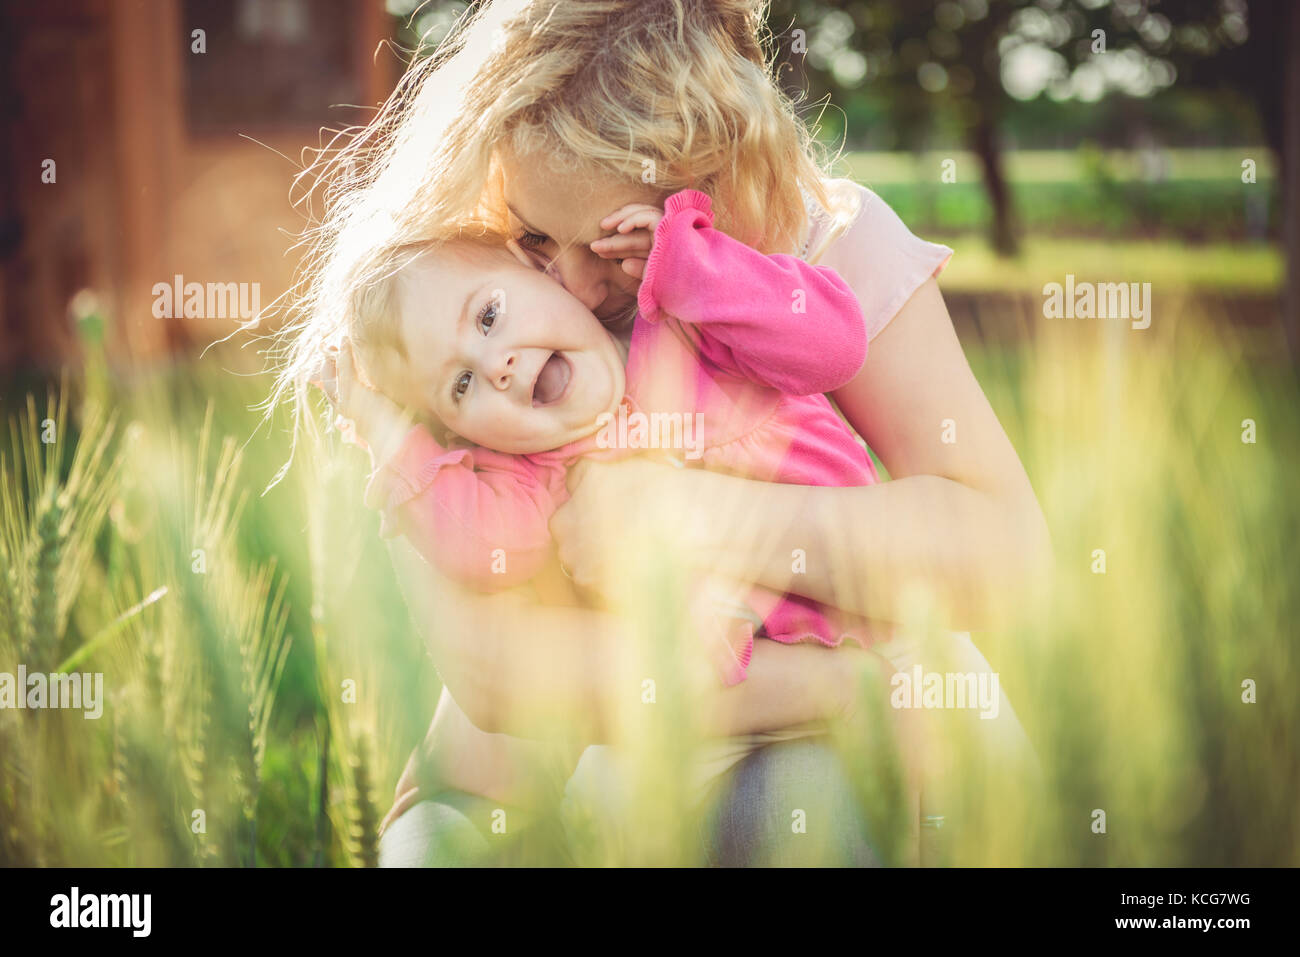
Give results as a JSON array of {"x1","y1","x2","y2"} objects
[{"x1": 287, "y1": 0, "x2": 1047, "y2": 866}]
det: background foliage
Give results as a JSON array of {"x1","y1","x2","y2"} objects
[{"x1": 1, "y1": 0, "x2": 1296, "y2": 865}]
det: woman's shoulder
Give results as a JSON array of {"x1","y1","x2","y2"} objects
[{"x1": 809, "y1": 177, "x2": 953, "y2": 342}]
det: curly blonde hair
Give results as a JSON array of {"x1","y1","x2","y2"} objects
[{"x1": 264, "y1": 0, "x2": 858, "y2": 487}]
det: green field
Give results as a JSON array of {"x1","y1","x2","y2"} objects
[
  {"x1": 839, "y1": 148, "x2": 1280, "y2": 243},
  {"x1": 938, "y1": 234, "x2": 1281, "y2": 295},
  {"x1": 843, "y1": 148, "x2": 1276, "y2": 184},
  {"x1": 3, "y1": 292, "x2": 1297, "y2": 865}
]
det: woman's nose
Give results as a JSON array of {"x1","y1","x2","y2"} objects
[{"x1": 548, "y1": 248, "x2": 610, "y2": 314}]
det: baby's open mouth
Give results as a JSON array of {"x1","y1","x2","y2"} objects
[{"x1": 532, "y1": 352, "x2": 571, "y2": 407}]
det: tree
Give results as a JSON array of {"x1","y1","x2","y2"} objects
[
  {"x1": 769, "y1": 0, "x2": 1027, "y2": 255},
  {"x1": 766, "y1": 0, "x2": 1289, "y2": 291}
]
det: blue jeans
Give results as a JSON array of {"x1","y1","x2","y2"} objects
[{"x1": 378, "y1": 737, "x2": 882, "y2": 867}]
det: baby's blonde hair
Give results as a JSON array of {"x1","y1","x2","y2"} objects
[
  {"x1": 346, "y1": 229, "x2": 507, "y2": 401},
  {"x1": 265, "y1": 0, "x2": 857, "y2": 487}
]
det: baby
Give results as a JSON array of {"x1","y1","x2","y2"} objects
[{"x1": 334, "y1": 189, "x2": 881, "y2": 686}]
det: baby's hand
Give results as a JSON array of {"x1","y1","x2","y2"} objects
[
  {"x1": 321, "y1": 339, "x2": 413, "y2": 464},
  {"x1": 591, "y1": 204, "x2": 663, "y2": 279}
]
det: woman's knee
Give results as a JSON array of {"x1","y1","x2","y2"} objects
[
  {"x1": 707, "y1": 738, "x2": 883, "y2": 867},
  {"x1": 377, "y1": 796, "x2": 494, "y2": 867},
  {"x1": 378, "y1": 792, "x2": 573, "y2": 867}
]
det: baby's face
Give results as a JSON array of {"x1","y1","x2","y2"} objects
[{"x1": 392, "y1": 241, "x2": 626, "y2": 454}]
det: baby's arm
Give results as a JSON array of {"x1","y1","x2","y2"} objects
[
  {"x1": 366, "y1": 428, "x2": 559, "y2": 590},
  {"x1": 332, "y1": 341, "x2": 559, "y2": 591},
  {"x1": 635, "y1": 189, "x2": 867, "y2": 396}
]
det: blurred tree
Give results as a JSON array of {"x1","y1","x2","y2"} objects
[
  {"x1": 766, "y1": 0, "x2": 1290, "y2": 286},
  {"x1": 1033, "y1": 0, "x2": 1296, "y2": 355},
  {"x1": 389, "y1": 0, "x2": 471, "y2": 51},
  {"x1": 1288, "y1": 1, "x2": 1299, "y2": 361},
  {"x1": 770, "y1": 0, "x2": 1028, "y2": 255}
]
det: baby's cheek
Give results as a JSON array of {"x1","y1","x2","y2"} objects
[
  {"x1": 462, "y1": 413, "x2": 504, "y2": 449},
  {"x1": 475, "y1": 409, "x2": 543, "y2": 455}
]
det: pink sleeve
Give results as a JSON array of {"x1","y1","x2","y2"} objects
[
  {"x1": 636, "y1": 189, "x2": 867, "y2": 396},
  {"x1": 837, "y1": 184, "x2": 953, "y2": 342},
  {"x1": 363, "y1": 426, "x2": 560, "y2": 591}
]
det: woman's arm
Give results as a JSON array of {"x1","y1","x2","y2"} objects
[
  {"x1": 829, "y1": 277, "x2": 1052, "y2": 625},
  {"x1": 385, "y1": 535, "x2": 887, "y2": 742},
  {"x1": 379, "y1": 600, "x2": 898, "y2": 831},
  {"x1": 379, "y1": 685, "x2": 583, "y2": 834},
  {"x1": 552, "y1": 279, "x2": 1052, "y2": 630}
]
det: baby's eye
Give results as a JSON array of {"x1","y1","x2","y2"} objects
[
  {"x1": 478, "y1": 297, "x2": 499, "y2": 332},
  {"x1": 453, "y1": 371, "x2": 472, "y2": 401}
]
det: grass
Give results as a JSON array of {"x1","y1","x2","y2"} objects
[
  {"x1": 963, "y1": 309, "x2": 1299, "y2": 865},
  {"x1": 1, "y1": 286, "x2": 1297, "y2": 866},
  {"x1": 0, "y1": 347, "x2": 436, "y2": 866},
  {"x1": 937, "y1": 234, "x2": 1282, "y2": 295},
  {"x1": 839, "y1": 148, "x2": 1281, "y2": 243},
  {"x1": 843, "y1": 148, "x2": 1277, "y2": 185}
]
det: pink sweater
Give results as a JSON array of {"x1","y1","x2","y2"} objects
[{"x1": 366, "y1": 188, "x2": 942, "y2": 684}]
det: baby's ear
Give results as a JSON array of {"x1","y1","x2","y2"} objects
[{"x1": 421, "y1": 413, "x2": 455, "y2": 448}]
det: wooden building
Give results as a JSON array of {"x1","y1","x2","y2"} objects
[{"x1": 0, "y1": 0, "x2": 398, "y2": 374}]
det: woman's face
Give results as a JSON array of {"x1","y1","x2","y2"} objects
[{"x1": 498, "y1": 146, "x2": 663, "y2": 325}]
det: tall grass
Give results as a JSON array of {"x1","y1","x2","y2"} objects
[
  {"x1": 1, "y1": 291, "x2": 1296, "y2": 866},
  {"x1": 0, "y1": 389, "x2": 293, "y2": 865},
  {"x1": 961, "y1": 298, "x2": 1300, "y2": 865}
]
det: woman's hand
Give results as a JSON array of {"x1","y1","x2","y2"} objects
[
  {"x1": 551, "y1": 457, "x2": 719, "y2": 593},
  {"x1": 590, "y1": 203, "x2": 663, "y2": 279}
]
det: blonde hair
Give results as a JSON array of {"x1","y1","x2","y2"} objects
[
  {"x1": 346, "y1": 230, "x2": 506, "y2": 400},
  {"x1": 264, "y1": 0, "x2": 858, "y2": 487}
]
